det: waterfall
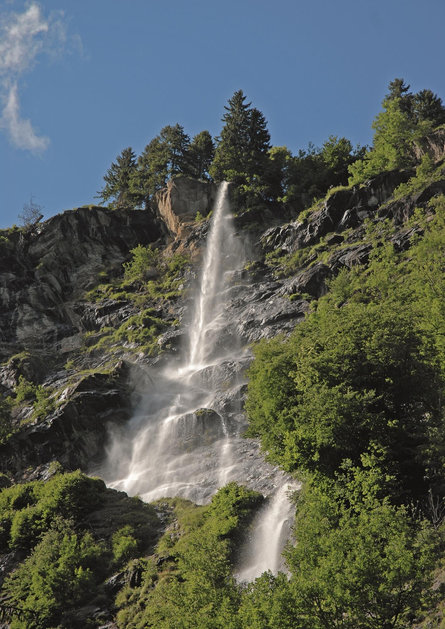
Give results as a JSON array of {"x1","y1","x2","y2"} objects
[
  {"x1": 235, "y1": 478, "x2": 299, "y2": 582},
  {"x1": 96, "y1": 182, "x2": 295, "y2": 577}
]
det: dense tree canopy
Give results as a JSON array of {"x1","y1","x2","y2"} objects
[{"x1": 349, "y1": 79, "x2": 445, "y2": 184}]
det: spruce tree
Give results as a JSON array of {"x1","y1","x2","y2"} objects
[
  {"x1": 97, "y1": 147, "x2": 140, "y2": 209},
  {"x1": 186, "y1": 130, "x2": 215, "y2": 180},
  {"x1": 210, "y1": 90, "x2": 270, "y2": 183},
  {"x1": 131, "y1": 137, "x2": 169, "y2": 208},
  {"x1": 159, "y1": 124, "x2": 190, "y2": 175}
]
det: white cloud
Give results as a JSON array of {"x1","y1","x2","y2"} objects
[
  {"x1": 0, "y1": 3, "x2": 48, "y2": 76},
  {"x1": 0, "y1": 82, "x2": 49, "y2": 152},
  {"x1": 0, "y1": 3, "x2": 78, "y2": 153}
]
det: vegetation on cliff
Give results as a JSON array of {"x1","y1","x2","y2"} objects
[
  {"x1": 1, "y1": 78, "x2": 445, "y2": 627},
  {"x1": 0, "y1": 470, "x2": 160, "y2": 628}
]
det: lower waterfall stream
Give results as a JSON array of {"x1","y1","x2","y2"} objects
[{"x1": 97, "y1": 182, "x2": 297, "y2": 580}]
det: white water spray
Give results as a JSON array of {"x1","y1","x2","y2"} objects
[
  {"x1": 235, "y1": 479, "x2": 299, "y2": 582},
  {"x1": 97, "y1": 182, "x2": 295, "y2": 577}
]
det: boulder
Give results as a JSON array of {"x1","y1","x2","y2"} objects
[
  {"x1": 413, "y1": 127, "x2": 445, "y2": 163},
  {"x1": 155, "y1": 176, "x2": 218, "y2": 237}
]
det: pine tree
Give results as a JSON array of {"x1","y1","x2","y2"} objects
[
  {"x1": 97, "y1": 147, "x2": 140, "y2": 209},
  {"x1": 159, "y1": 124, "x2": 190, "y2": 175},
  {"x1": 413, "y1": 89, "x2": 445, "y2": 126},
  {"x1": 131, "y1": 138, "x2": 169, "y2": 208},
  {"x1": 210, "y1": 90, "x2": 270, "y2": 183},
  {"x1": 186, "y1": 130, "x2": 215, "y2": 180}
]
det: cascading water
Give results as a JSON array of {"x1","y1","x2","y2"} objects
[{"x1": 97, "y1": 182, "x2": 296, "y2": 577}]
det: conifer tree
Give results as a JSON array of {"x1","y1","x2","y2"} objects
[
  {"x1": 159, "y1": 124, "x2": 191, "y2": 175},
  {"x1": 210, "y1": 90, "x2": 271, "y2": 182},
  {"x1": 186, "y1": 130, "x2": 215, "y2": 180},
  {"x1": 131, "y1": 137, "x2": 169, "y2": 208},
  {"x1": 97, "y1": 147, "x2": 140, "y2": 209}
]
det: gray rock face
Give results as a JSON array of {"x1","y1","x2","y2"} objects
[
  {"x1": 0, "y1": 206, "x2": 164, "y2": 359},
  {"x1": 0, "y1": 364, "x2": 132, "y2": 475},
  {"x1": 412, "y1": 127, "x2": 445, "y2": 163},
  {"x1": 261, "y1": 170, "x2": 413, "y2": 255},
  {"x1": 1, "y1": 166, "x2": 443, "y2": 483}
]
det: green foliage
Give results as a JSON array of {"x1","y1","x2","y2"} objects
[
  {"x1": 112, "y1": 525, "x2": 139, "y2": 564},
  {"x1": 97, "y1": 146, "x2": 141, "y2": 209},
  {"x1": 247, "y1": 207, "x2": 445, "y2": 501},
  {"x1": 210, "y1": 90, "x2": 270, "y2": 183},
  {"x1": 87, "y1": 308, "x2": 169, "y2": 356},
  {"x1": 238, "y1": 571, "x2": 299, "y2": 629},
  {"x1": 123, "y1": 244, "x2": 159, "y2": 283},
  {"x1": 391, "y1": 154, "x2": 444, "y2": 200},
  {"x1": 116, "y1": 484, "x2": 261, "y2": 629},
  {"x1": 0, "y1": 471, "x2": 160, "y2": 627},
  {"x1": 4, "y1": 519, "x2": 107, "y2": 629},
  {"x1": 0, "y1": 471, "x2": 104, "y2": 552},
  {"x1": 286, "y1": 479, "x2": 439, "y2": 629},
  {"x1": 187, "y1": 130, "x2": 215, "y2": 180},
  {"x1": 130, "y1": 124, "x2": 213, "y2": 207},
  {"x1": 14, "y1": 375, "x2": 37, "y2": 404},
  {"x1": 11, "y1": 376, "x2": 55, "y2": 423},
  {"x1": 349, "y1": 79, "x2": 445, "y2": 185},
  {"x1": 267, "y1": 137, "x2": 363, "y2": 210},
  {"x1": 209, "y1": 90, "x2": 272, "y2": 210},
  {"x1": 84, "y1": 248, "x2": 189, "y2": 356}
]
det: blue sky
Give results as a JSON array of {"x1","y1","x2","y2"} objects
[{"x1": 1, "y1": 0, "x2": 444, "y2": 229}]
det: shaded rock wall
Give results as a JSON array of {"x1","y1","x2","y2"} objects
[{"x1": 0, "y1": 206, "x2": 164, "y2": 358}]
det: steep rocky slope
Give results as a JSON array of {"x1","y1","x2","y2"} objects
[
  {"x1": 1, "y1": 163, "x2": 444, "y2": 478},
  {"x1": 0, "y1": 151, "x2": 444, "y2": 625}
]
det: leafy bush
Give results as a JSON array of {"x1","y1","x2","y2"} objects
[
  {"x1": 12, "y1": 376, "x2": 55, "y2": 422},
  {"x1": 112, "y1": 525, "x2": 139, "y2": 564},
  {"x1": 4, "y1": 519, "x2": 107, "y2": 629},
  {"x1": 116, "y1": 484, "x2": 261, "y2": 629},
  {"x1": 0, "y1": 471, "x2": 160, "y2": 627},
  {"x1": 123, "y1": 244, "x2": 159, "y2": 283}
]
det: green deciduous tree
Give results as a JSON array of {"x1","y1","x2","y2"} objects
[
  {"x1": 349, "y1": 79, "x2": 445, "y2": 185},
  {"x1": 286, "y1": 478, "x2": 438, "y2": 629},
  {"x1": 4, "y1": 519, "x2": 106, "y2": 628},
  {"x1": 246, "y1": 239, "x2": 444, "y2": 499}
]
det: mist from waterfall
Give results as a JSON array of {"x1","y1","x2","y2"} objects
[{"x1": 97, "y1": 182, "x2": 295, "y2": 578}]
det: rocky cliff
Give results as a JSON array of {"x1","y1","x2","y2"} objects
[
  {"x1": 0, "y1": 163, "x2": 444, "y2": 626},
  {"x1": 0, "y1": 206, "x2": 164, "y2": 360},
  {"x1": 1, "y1": 166, "x2": 444, "y2": 478}
]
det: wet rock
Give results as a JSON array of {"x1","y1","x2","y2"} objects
[{"x1": 287, "y1": 263, "x2": 331, "y2": 298}]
